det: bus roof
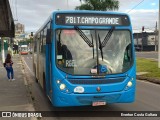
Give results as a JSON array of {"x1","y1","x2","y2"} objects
[
  {"x1": 52, "y1": 10, "x2": 130, "y2": 16},
  {"x1": 34, "y1": 10, "x2": 131, "y2": 36}
]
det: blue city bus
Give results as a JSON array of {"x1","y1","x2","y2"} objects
[{"x1": 33, "y1": 10, "x2": 136, "y2": 107}]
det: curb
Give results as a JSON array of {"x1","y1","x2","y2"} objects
[
  {"x1": 137, "y1": 75, "x2": 160, "y2": 85},
  {"x1": 20, "y1": 56, "x2": 39, "y2": 120}
]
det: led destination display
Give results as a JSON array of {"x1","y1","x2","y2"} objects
[
  {"x1": 56, "y1": 13, "x2": 130, "y2": 26},
  {"x1": 65, "y1": 16, "x2": 120, "y2": 25}
]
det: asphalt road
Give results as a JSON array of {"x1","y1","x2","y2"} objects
[
  {"x1": 136, "y1": 52, "x2": 158, "y2": 60},
  {"x1": 21, "y1": 54, "x2": 160, "y2": 120}
]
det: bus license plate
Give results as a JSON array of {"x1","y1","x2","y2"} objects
[{"x1": 92, "y1": 101, "x2": 106, "y2": 106}]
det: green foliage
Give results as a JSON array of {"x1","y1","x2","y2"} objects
[
  {"x1": 137, "y1": 58, "x2": 160, "y2": 79},
  {"x1": 75, "y1": 0, "x2": 119, "y2": 11}
]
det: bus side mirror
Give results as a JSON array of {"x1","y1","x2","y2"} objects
[{"x1": 46, "y1": 29, "x2": 51, "y2": 44}]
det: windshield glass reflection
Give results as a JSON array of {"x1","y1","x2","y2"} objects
[{"x1": 56, "y1": 29, "x2": 132, "y2": 75}]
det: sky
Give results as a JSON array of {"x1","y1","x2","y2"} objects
[{"x1": 9, "y1": 0, "x2": 159, "y2": 33}]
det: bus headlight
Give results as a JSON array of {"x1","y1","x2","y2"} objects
[
  {"x1": 127, "y1": 81, "x2": 132, "y2": 87},
  {"x1": 125, "y1": 78, "x2": 134, "y2": 91},
  {"x1": 60, "y1": 84, "x2": 66, "y2": 90}
]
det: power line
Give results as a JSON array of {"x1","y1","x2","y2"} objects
[
  {"x1": 9, "y1": 0, "x2": 18, "y2": 21},
  {"x1": 127, "y1": 0, "x2": 145, "y2": 13},
  {"x1": 15, "y1": 0, "x2": 18, "y2": 21}
]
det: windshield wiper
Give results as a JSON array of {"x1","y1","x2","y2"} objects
[
  {"x1": 91, "y1": 34, "x2": 94, "y2": 59},
  {"x1": 58, "y1": 30, "x2": 62, "y2": 43},
  {"x1": 74, "y1": 26, "x2": 93, "y2": 47},
  {"x1": 101, "y1": 26, "x2": 115, "y2": 48},
  {"x1": 98, "y1": 34, "x2": 103, "y2": 61}
]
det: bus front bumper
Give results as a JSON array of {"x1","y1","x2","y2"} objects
[{"x1": 52, "y1": 87, "x2": 135, "y2": 107}]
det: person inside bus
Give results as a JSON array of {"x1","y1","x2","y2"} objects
[{"x1": 57, "y1": 39, "x2": 73, "y2": 66}]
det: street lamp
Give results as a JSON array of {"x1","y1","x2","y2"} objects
[
  {"x1": 67, "y1": 0, "x2": 69, "y2": 9},
  {"x1": 158, "y1": 0, "x2": 160, "y2": 68}
]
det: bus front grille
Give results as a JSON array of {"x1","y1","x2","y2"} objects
[
  {"x1": 68, "y1": 78, "x2": 125, "y2": 85},
  {"x1": 76, "y1": 94, "x2": 121, "y2": 104}
]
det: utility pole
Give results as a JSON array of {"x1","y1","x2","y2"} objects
[
  {"x1": 80, "y1": 0, "x2": 82, "y2": 5},
  {"x1": 1, "y1": 37, "x2": 5, "y2": 63},
  {"x1": 155, "y1": 21, "x2": 157, "y2": 51},
  {"x1": 136, "y1": 33, "x2": 139, "y2": 47},
  {"x1": 67, "y1": 0, "x2": 69, "y2": 9},
  {"x1": 158, "y1": 0, "x2": 160, "y2": 68},
  {"x1": 141, "y1": 26, "x2": 144, "y2": 51}
]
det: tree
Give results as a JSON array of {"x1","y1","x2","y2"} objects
[{"x1": 75, "y1": 0, "x2": 119, "y2": 11}]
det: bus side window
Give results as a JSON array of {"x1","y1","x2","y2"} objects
[
  {"x1": 46, "y1": 21, "x2": 52, "y2": 44},
  {"x1": 123, "y1": 44, "x2": 132, "y2": 71},
  {"x1": 124, "y1": 44, "x2": 131, "y2": 62},
  {"x1": 34, "y1": 37, "x2": 37, "y2": 53},
  {"x1": 40, "y1": 31, "x2": 44, "y2": 53},
  {"x1": 42, "y1": 28, "x2": 47, "y2": 54},
  {"x1": 37, "y1": 33, "x2": 40, "y2": 53}
]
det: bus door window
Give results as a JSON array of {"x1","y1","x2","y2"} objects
[{"x1": 57, "y1": 30, "x2": 73, "y2": 67}]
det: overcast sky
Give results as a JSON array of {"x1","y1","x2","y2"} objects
[{"x1": 9, "y1": 0, "x2": 159, "y2": 33}]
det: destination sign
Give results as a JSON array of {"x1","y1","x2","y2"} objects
[
  {"x1": 56, "y1": 13, "x2": 130, "y2": 26},
  {"x1": 65, "y1": 16, "x2": 120, "y2": 25}
]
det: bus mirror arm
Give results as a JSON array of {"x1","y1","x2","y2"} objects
[{"x1": 46, "y1": 29, "x2": 52, "y2": 44}]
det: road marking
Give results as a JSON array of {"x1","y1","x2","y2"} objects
[
  {"x1": 22, "y1": 57, "x2": 34, "y2": 76},
  {"x1": 31, "y1": 57, "x2": 32, "y2": 59}
]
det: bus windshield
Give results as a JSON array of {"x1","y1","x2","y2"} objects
[{"x1": 56, "y1": 29, "x2": 132, "y2": 75}]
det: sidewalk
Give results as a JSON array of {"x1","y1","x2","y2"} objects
[{"x1": 0, "y1": 55, "x2": 36, "y2": 119}]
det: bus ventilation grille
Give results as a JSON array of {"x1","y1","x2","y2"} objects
[
  {"x1": 77, "y1": 94, "x2": 121, "y2": 104},
  {"x1": 68, "y1": 78, "x2": 125, "y2": 85}
]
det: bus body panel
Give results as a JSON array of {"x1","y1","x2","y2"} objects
[
  {"x1": 52, "y1": 86, "x2": 135, "y2": 107},
  {"x1": 33, "y1": 10, "x2": 136, "y2": 107},
  {"x1": 50, "y1": 61, "x2": 136, "y2": 106}
]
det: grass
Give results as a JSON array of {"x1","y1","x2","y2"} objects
[{"x1": 136, "y1": 58, "x2": 160, "y2": 79}]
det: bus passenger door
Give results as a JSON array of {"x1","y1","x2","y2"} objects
[
  {"x1": 49, "y1": 44, "x2": 52, "y2": 98},
  {"x1": 46, "y1": 29, "x2": 52, "y2": 99}
]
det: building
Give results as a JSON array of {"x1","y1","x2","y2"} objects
[
  {"x1": 14, "y1": 23, "x2": 25, "y2": 44},
  {"x1": 15, "y1": 23, "x2": 25, "y2": 34},
  {"x1": 133, "y1": 29, "x2": 158, "y2": 51}
]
